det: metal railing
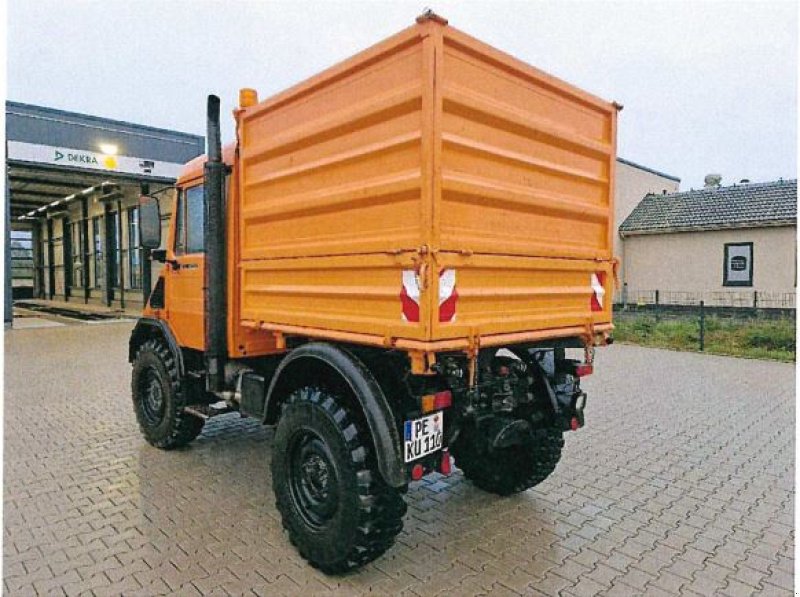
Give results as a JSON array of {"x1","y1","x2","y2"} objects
[
  {"x1": 617, "y1": 288, "x2": 796, "y2": 310},
  {"x1": 614, "y1": 298, "x2": 795, "y2": 355}
]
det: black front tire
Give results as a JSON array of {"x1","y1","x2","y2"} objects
[
  {"x1": 451, "y1": 425, "x2": 564, "y2": 496},
  {"x1": 272, "y1": 386, "x2": 406, "y2": 574},
  {"x1": 131, "y1": 339, "x2": 204, "y2": 449}
]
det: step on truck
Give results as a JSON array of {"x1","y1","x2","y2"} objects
[{"x1": 129, "y1": 12, "x2": 618, "y2": 573}]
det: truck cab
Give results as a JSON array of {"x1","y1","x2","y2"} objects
[{"x1": 142, "y1": 149, "x2": 228, "y2": 349}]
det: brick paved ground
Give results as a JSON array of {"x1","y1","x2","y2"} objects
[{"x1": 4, "y1": 321, "x2": 794, "y2": 596}]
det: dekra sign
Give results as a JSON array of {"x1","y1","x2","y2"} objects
[{"x1": 54, "y1": 149, "x2": 99, "y2": 165}]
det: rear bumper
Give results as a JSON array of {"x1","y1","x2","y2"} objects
[{"x1": 242, "y1": 319, "x2": 614, "y2": 353}]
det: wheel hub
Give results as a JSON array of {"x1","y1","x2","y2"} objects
[
  {"x1": 301, "y1": 453, "x2": 330, "y2": 498},
  {"x1": 288, "y1": 431, "x2": 339, "y2": 529},
  {"x1": 140, "y1": 367, "x2": 165, "y2": 425}
]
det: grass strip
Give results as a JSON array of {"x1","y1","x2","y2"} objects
[{"x1": 613, "y1": 315, "x2": 796, "y2": 362}]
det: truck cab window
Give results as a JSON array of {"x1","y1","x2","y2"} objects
[
  {"x1": 174, "y1": 192, "x2": 185, "y2": 255},
  {"x1": 174, "y1": 185, "x2": 205, "y2": 255},
  {"x1": 186, "y1": 185, "x2": 205, "y2": 254}
]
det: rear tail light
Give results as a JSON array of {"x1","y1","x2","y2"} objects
[
  {"x1": 421, "y1": 390, "x2": 452, "y2": 413},
  {"x1": 440, "y1": 449, "x2": 452, "y2": 475},
  {"x1": 411, "y1": 463, "x2": 425, "y2": 480},
  {"x1": 433, "y1": 390, "x2": 452, "y2": 409},
  {"x1": 574, "y1": 363, "x2": 593, "y2": 377}
]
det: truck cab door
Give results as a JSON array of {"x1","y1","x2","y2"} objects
[{"x1": 165, "y1": 184, "x2": 205, "y2": 351}]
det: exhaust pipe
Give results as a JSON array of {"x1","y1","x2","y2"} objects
[{"x1": 204, "y1": 95, "x2": 227, "y2": 393}]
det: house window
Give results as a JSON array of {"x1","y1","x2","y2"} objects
[{"x1": 723, "y1": 242, "x2": 753, "y2": 287}]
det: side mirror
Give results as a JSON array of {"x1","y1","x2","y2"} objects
[
  {"x1": 139, "y1": 195, "x2": 161, "y2": 249},
  {"x1": 151, "y1": 248, "x2": 167, "y2": 263}
]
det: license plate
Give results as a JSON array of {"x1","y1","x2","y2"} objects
[{"x1": 404, "y1": 411, "x2": 444, "y2": 462}]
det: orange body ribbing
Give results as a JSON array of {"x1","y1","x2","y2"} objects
[{"x1": 151, "y1": 15, "x2": 617, "y2": 367}]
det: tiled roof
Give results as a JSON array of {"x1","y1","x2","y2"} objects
[{"x1": 619, "y1": 179, "x2": 797, "y2": 235}]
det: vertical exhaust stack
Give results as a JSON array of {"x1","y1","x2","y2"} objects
[{"x1": 204, "y1": 95, "x2": 227, "y2": 393}]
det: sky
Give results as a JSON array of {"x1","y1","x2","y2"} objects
[{"x1": 7, "y1": 0, "x2": 798, "y2": 190}]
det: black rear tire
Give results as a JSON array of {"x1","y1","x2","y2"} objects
[
  {"x1": 451, "y1": 425, "x2": 564, "y2": 496},
  {"x1": 272, "y1": 386, "x2": 406, "y2": 574},
  {"x1": 131, "y1": 339, "x2": 204, "y2": 449}
]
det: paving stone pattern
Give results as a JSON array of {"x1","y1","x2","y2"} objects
[{"x1": 4, "y1": 322, "x2": 794, "y2": 596}]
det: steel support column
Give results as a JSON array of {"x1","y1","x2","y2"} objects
[
  {"x1": 140, "y1": 183, "x2": 152, "y2": 305},
  {"x1": 117, "y1": 200, "x2": 125, "y2": 310},
  {"x1": 4, "y1": 167, "x2": 12, "y2": 327},
  {"x1": 62, "y1": 217, "x2": 71, "y2": 302},
  {"x1": 33, "y1": 223, "x2": 44, "y2": 298},
  {"x1": 81, "y1": 198, "x2": 90, "y2": 303},
  {"x1": 103, "y1": 203, "x2": 113, "y2": 307},
  {"x1": 46, "y1": 218, "x2": 55, "y2": 300}
]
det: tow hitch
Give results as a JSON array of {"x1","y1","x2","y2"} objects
[{"x1": 569, "y1": 391, "x2": 587, "y2": 431}]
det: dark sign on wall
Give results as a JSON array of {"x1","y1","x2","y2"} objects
[{"x1": 723, "y1": 242, "x2": 753, "y2": 287}]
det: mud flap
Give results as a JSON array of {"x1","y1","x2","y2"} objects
[{"x1": 240, "y1": 371, "x2": 266, "y2": 418}]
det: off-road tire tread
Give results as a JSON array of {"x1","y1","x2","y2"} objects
[
  {"x1": 273, "y1": 387, "x2": 406, "y2": 574},
  {"x1": 452, "y1": 427, "x2": 564, "y2": 496},
  {"x1": 132, "y1": 339, "x2": 204, "y2": 449}
]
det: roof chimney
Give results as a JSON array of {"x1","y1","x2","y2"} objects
[{"x1": 704, "y1": 174, "x2": 722, "y2": 189}]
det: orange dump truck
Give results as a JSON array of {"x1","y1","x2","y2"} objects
[{"x1": 129, "y1": 12, "x2": 617, "y2": 572}]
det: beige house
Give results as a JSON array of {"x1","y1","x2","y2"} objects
[
  {"x1": 619, "y1": 179, "x2": 797, "y2": 308},
  {"x1": 614, "y1": 158, "x2": 681, "y2": 284}
]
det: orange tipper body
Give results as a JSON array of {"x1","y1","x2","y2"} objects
[{"x1": 163, "y1": 15, "x2": 616, "y2": 368}]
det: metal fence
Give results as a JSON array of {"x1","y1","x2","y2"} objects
[
  {"x1": 617, "y1": 287, "x2": 796, "y2": 310},
  {"x1": 613, "y1": 298, "x2": 795, "y2": 354}
]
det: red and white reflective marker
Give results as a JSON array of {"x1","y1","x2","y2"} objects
[
  {"x1": 400, "y1": 270, "x2": 421, "y2": 322},
  {"x1": 590, "y1": 272, "x2": 606, "y2": 312},
  {"x1": 401, "y1": 269, "x2": 458, "y2": 323},
  {"x1": 438, "y1": 269, "x2": 457, "y2": 323}
]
